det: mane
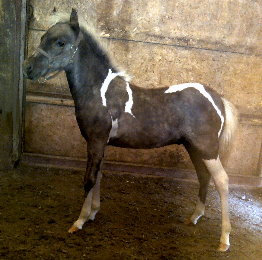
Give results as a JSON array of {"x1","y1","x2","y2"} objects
[
  {"x1": 47, "y1": 12, "x2": 132, "y2": 81},
  {"x1": 80, "y1": 26, "x2": 115, "y2": 69}
]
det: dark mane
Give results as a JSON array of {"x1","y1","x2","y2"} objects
[{"x1": 80, "y1": 26, "x2": 115, "y2": 70}]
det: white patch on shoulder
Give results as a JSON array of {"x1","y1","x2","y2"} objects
[
  {"x1": 165, "y1": 83, "x2": 224, "y2": 137},
  {"x1": 125, "y1": 82, "x2": 135, "y2": 118},
  {"x1": 101, "y1": 69, "x2": 126, "y2": 107}
]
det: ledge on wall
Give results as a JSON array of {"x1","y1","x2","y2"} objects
[{"x1": 21, "y1": 153, "x2": 262, "y2": 187}]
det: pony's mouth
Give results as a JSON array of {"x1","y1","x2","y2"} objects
[
  {"x1": 23, "y1": 71, "x2": 42, "y2": 81},
  {"x1": 24, "y1": 67, "x2": 61, "y2": 82},
  {"x1": 37, "y1": 69, "x2": 63, "y2": 83},
  {"x1": 23, "y1": 64, "x2": 49, "y2": 81}
]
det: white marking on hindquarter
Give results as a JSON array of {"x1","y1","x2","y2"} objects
[
  {"x1": 100, "y1": 69, "x2": 126, "y2": 107},
  {"x1": 203, "y1": 157, "x2": 231, "y2": 246},
  {"x1": 165, "y1": 83, "x2": 224, "y2": 137},
  {"x1": 125, "y1": 82, "x2": 135, "y2": 117}
]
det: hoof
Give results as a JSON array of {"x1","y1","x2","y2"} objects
[
  {"x1": 217, "y1": 243, "x2": 230, "y2": 252},
  {"x1": 68, "y1": 225, "x2": 80, "y2": 234}
]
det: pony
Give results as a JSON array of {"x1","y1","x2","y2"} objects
[{"x1": 23, "y1": 9, "x2": 238, "y2": 251}]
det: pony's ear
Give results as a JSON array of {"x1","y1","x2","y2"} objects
[{"x1": 70, "y1": 8, "x2": 80, "y2": 34}]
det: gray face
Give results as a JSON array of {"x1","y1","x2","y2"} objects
[{"x1": 23, "y1": 23, "x2": 76, "y2": 80}]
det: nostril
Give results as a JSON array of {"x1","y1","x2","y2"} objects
[
  {"x1": 23, "y1": 62, "x2": 34, "y2": 78},
  {"x1": 27, "y1": 64, "x2": 33, "y2": 73}
]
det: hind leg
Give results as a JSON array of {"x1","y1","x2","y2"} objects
[
  {"x1": 185, "y1": 145, "x2": 211, "y2": 224},
  {"x1": 203, "y1": 157, "x2": 231, "y2": 252}
]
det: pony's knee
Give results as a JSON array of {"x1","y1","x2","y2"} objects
[
  {"x1": 214, "y1": 171, "x2": 228, "y2": 185},
  {"x1": 214, "y1": 174, "x2": 229, "y2": 196}
]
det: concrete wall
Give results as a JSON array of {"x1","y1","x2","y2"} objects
[{"x1": 24, "y1": 0, "x2": 262, "y2": 176}]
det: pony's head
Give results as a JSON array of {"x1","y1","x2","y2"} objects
[{"x1": 23, "y1": 9, "x2": 81, "y2": 80}]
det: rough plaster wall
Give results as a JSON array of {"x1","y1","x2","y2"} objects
[
  {"x1": 24, "y1": 0, "x2": 262, "y2": 175},
  {"x1": 30, "y1": 0, "x2": 262, "y2": 55}
]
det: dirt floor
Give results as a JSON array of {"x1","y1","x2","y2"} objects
[{"x1": 0, "y1": 166, "x2": 261, "y2": 260}]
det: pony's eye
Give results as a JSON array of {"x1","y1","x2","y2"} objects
[{"x1": 56, "y1": 40, "x2": 65, "y2": 47}]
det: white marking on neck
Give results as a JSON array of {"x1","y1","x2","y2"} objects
[
  {"x1": 165, "y1": 83, "x2": 224, "y2": 137},
  {"x1": 125, "y1": 82, "x2": 135, "y2": 118},
  {"x1": 107, "y1": 116, "x2": 118, "y2": 143},
  {"x1": 100, "y1": 69, "x2": 126, "y2": 107}
]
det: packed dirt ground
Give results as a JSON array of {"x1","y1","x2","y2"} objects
[{"x1": 0, "y1": 166, "x2": 261, "y2": 259}]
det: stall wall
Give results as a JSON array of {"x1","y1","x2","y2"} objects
[{"x1": 24, "y1": 0, "x2": 262, "y2": 176}]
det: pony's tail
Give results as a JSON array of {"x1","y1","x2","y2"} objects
[{"x1": 219, "y1": 98, "x2": 238, "y2": 157}]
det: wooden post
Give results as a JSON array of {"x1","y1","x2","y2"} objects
[{"x1": 0, "y1": 0, "x2": 26, "y2": 169}]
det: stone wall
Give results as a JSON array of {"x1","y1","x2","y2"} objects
[{"x1": 24, "y1": 0, "x2": 262, "y2": 176}]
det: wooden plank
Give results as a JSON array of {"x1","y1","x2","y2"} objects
[{"x1": 26, "y1": 94, "x2": 74, "y2": 107}]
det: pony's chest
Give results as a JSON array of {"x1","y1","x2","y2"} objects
[{"x1": 75, "y1": 101, "x2": 110, "y2": 131}]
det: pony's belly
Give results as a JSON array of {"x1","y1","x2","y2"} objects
[
  {"x1": 108, "y1": 138, "x2": 177, "y2": 149},
  {"x1": 107, "y1": 130, "x2": 181, "y2": 149},
  {"x1": 107, "y1": 114, "x2": 182, "y2": 148}
]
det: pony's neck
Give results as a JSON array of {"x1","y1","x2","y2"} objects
[{"x1": 65, "y1": 31, "x2": 115, "y2": 101}]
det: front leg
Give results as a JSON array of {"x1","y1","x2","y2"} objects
[{"x1": 68, "y1": 141, "x2": 106, "y2": 233}]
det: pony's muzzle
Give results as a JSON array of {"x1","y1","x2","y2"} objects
[{"x1": 23, "y1": 60, "x2": 34, "y2": 79}]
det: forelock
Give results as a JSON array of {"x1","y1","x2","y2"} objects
[{"x1": 47, "y1": 12, "x2": 69, "y2": 27}]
